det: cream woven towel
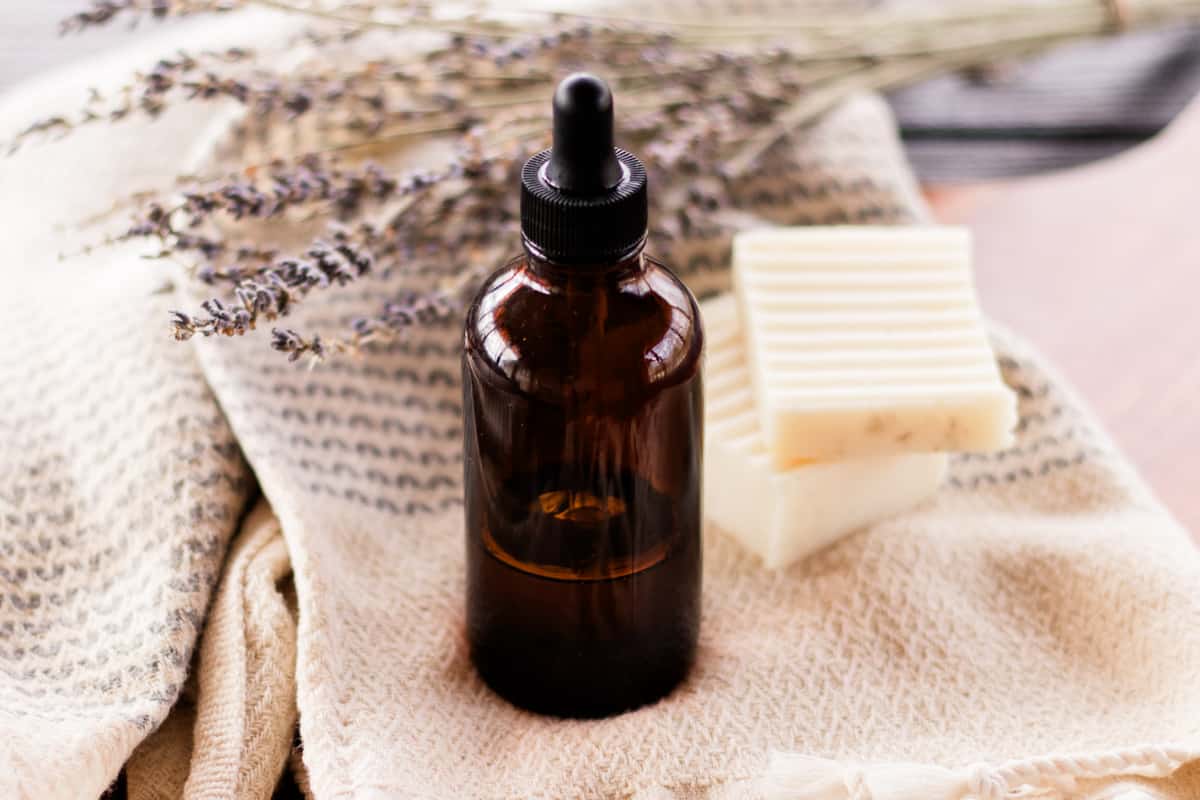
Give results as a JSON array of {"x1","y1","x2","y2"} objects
[
  {"x1": 186, "y1": 94, "x2": 1200, "y2": 800},
  {"x1": 0, "y1": 14, "x2": 277, "y2": 800},
  {"x1": 3, "y1": 8, "x2": 1200, "y2": 800},
  {"x1": 182, "y1": 499, "x2": 296, "y2": 799},
  {"x1": 0, "y1": 41, "x2": 256, "y2": 800},
  {"x1": 125, "y1": 500, "x2": 298, "y2": 800},
  {"x1": 125, "y1": 685, "x2": 196, "y2": 800}
]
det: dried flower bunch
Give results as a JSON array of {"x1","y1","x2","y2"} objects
[{"x1": 25, "y1": 0, "x2": 1200, "y2": 360}]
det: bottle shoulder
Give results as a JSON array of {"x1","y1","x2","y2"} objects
[{"x1": 463, "y1": 253, "x2": 702, "y2": 401}]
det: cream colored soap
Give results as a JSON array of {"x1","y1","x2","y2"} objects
[
  {"x1": 703, "y1": 296, "x2": 947, "y2": 569},
  {"x1": 732, "y1": 226, "x2": 1017, "y2": 467}
]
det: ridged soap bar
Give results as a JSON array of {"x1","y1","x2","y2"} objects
[
  {"x1": 703, "y1": 296, "x2": 947, "y2": 569},
  {"x1": 732, "y1": 226, "x2": 1017, "y2": 466}
]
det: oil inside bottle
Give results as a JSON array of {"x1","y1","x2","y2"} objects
[{"x1": 467, "y1": 463, "x2": 700, "y2": 718}]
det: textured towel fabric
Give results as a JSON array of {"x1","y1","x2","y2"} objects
[
  {"x1": 125, "y1": 500, "x2": 298, "y2": 800},
  {"x1": 181, "y1": 500, "x2": 296, "y2": 799},
  {"x1": 0, "y1": 142, "x2": 252, "y2": 797},
  {"x1": 125, "y1": 680, "x2": 196, "y2": 800},
  {"x1": 2, "y1": 8, "x2": 1200, "y2": 800},
  {"x1": 0, "y1": 14, "x2": 276, "y2": 800},
  {"x1": 186, "y1": 91, "x2": 1200, "y2": 799}
]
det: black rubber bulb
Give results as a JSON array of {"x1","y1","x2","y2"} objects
[{"x1": 544, "y1": 73, "x2": 624, "y2": 195}]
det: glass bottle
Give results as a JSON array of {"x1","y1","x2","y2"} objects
[{"x1": 461, "y1": 73, "x2": 704, "y2": 718}]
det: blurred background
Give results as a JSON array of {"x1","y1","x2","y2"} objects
[{"x1": 7, "y1": 0, "x2": 1200, "y2": 181}]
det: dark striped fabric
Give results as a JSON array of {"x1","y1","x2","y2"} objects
[{"x1": 890, "y1": 24, "x2": 1200, "y2": 180}]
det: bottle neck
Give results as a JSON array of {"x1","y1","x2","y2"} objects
[{"x1": 522, "y1": 235, "x2": 647, "y2": 283}]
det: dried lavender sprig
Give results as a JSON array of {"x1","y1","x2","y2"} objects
[
  {"x1": 112, "y1": 143, "x2": 503, "y2": 292},
  {"x1": 269, "y1": 328, "x2": 324, "y2": 361},
  {"x1": 193, "y1": 247, "x2": 281, "y2": 284},
  {"x1": 32, "y1": 14, "x2": 785, "y2": 157},
  {"x1": 171, "y1": 169, "x2": 465, "y2": 335},
  {"x1": 159, "y1": 62, "x2": 794, "y2": 355},
  {"x1": 62, "y1": 0, "x2": 527, "y2": 38},
  {"x1": 136, "y1": 36, "x2": 792, "y2": 331},
  {"x1": 69, "y1": 0, "x2": 1200, "y2": 361},
  {"x1": 123, "y1": 202, "x2": 230, "y2": 260},
  {"x1": 269, "y1": 289, "x2": 456, "y2": 362},
  {"x1": 6, "y1": 48, "x2": 255, "y2": 153},
  {"x1": 190, "y1": 157, "x2": 457, "y2": 221},
  {"x1": 245, "y1": 0, "x2": 521, "y2": 38},
  {"x1": 38, "y1": 13, "x2": 695, "y2": 153},
  {"x1": 170, "y1": 227, "x2": 372, "y2": 340},
  {"x1": 123, "y1": 157, "x2": 467, "y2": 263},
  {"x1": 61, "y1": 0, "x2": 241, "y2": 33}
]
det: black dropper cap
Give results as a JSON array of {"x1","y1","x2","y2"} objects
[{"x1": 520, "y1": 73, "x2": 648, "y2": 265}]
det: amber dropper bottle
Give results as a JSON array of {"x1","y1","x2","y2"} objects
[{"x1": 461, "y1": 73, "x2": 704, "y2": 718}]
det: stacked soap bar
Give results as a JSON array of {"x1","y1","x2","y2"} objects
[
  {"x1": 732, "y1": 226, "x2": 1017, "y2": 467},
  {"x1": 703, "y1": 295, "x2": 949, "y2": 570},
  {"x1": 703, "y1": 226, "x2": 1017, "y2": 569}
]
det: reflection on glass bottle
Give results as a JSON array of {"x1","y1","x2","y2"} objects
[{"x1": 461, "y1": 73, "x2": 703, "y2": 718}]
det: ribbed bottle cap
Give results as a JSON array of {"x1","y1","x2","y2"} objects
[{"x1": 520, "y1": 73, "x2": 648, "y2": 265}]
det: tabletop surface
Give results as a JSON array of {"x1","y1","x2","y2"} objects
[{"x1": 3, "y1": 3, "x2": 1197, "y2": 541}]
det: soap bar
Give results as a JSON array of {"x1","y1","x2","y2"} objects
[
  {"x1": 732, "y1": 226, "x2": 1017, "y2": 466},
  {"x1": 703, "y1": 296, "x2": 947, "y2": 569}
]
